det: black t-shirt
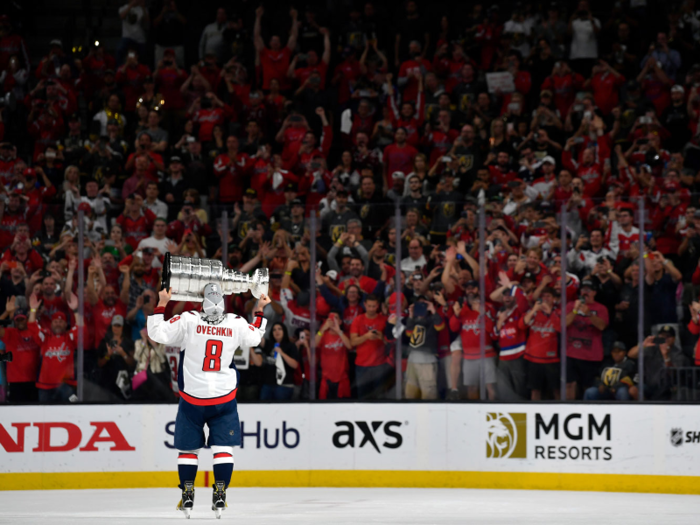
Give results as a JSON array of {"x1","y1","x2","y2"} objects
[
  {"x1": 279, "y1": 218, "x2": 306, "y2": 245},
  {"x1": 322, "y1": 209, "x2": 359, "y2": 244},
  {"x1": 0, "y1": 276, "x2": 25, "y2": 317},
  {"x1": 97, "y1": 336, "x2": 135, "y2": 400},
  {"x1": 428, "y1": 190, "x2": 463, "y2": 234},
  {"x1": 662, "y1": 104, "x2": 691, "y2": 153},
  {"x1": 262, "y1": 341, "x2": 300, "y2": 387},
  {"x1": 152, "y1": 3, "x2": 186, "y2": 46}
]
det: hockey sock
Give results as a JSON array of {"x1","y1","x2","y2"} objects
[
  {"x1": 211, "y1": 446, "x2": 234, "y2": 488},
  {"x1": 178, "y1": 450, "x2": 200, "y2": 488}
]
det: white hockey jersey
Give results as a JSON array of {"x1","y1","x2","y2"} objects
[{"x1": 147, "y1": 308, "x2": 267, "y2": 405}]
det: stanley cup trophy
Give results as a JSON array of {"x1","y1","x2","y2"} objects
[{"x1": 160, "y1": 253, "x2": 269, "y2": 302}]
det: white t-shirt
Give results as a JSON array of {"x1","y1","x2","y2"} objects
[
  {"x1": 119, "y1": 4, "x2": 147, "y2": 43},
  {"x1": 569, "y1": 18, "x2": 601, "y2": 59}
]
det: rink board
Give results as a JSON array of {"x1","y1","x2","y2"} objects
[{"x1": 1, "y1": 403, "x2": 699, "y2": 494}]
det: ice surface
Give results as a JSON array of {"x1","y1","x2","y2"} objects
[{"x1": 0, "y1": 487, "x2": 698, "y2": 524}]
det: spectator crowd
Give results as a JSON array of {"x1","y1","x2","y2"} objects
[{"x1": 3, "y1": 0, "x2": 700, "y2": 404}]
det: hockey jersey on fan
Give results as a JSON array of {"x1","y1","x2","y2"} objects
[{"x1": 147, "y1": 307, "x2": 266, "y2": 405}]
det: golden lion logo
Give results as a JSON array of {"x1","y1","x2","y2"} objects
[{"x1": 486, "y1": 412, "x2": 526, "y2": 459}]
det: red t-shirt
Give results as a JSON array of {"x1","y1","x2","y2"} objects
[
  {"x1": 38, "y1": 294, "x2": 69, "y2": 328},
  {"x1": 591, "y1": 72, "x2": 625, "y2": 115},
  {"x1": 319, "y1": 331, "x2": 349, "y2": 383},
  {"x1": 1, "y1": 249, "x2": 44, "y2": 276},
  {"x1": 260, "y1": 48, "x2": 292, "y2": 90},
  {"x1": 294, "y1": 61, "x2": 328, "y2": 89},
  {"x1": 155, "y1": 68, "x2": 187, "y2": 110},
  {"x1": 383, "y1": 143, "x2": 418, "y2": 182},
  {"x1": 115, "y1": 63, "x2": 151, "y2": 112},
  {"x1": 350, "y1": 313, "x2": 388, "y2": 367},
  {"x1": 449, "y1": 307, "x2": 495, "y2": 359},
  {"x1": 116, "y1": 209, "x2": 156, "y2": 250},
  {"x1": 29, "y1": 323, "x2": 79, "y2": 389},
  {"x1": 93, "y1": 299, "x2": 127, "y2": 346},
  {"x1": 213, "y1": 152, "x2": 252, "y2": 203},
  {"x1": 339, "y1": 275, "x2": 377, "y2": 295},
  {"x1": 2, "y1": 327, "x2": 41, "y2": 383},
  {"x1": 521, "y1": 309, "x2": 561, "y2": 364},
  {"x1": 565, "y1": 301, "x2": 608, "y2": 361},
  {"x1": 342, "y1": 303, "x2": 364, "y2": 333}
]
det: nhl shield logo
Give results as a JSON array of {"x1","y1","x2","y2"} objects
[{"x1": 670, "y1": 428, "x2": 684, "y2": 447}]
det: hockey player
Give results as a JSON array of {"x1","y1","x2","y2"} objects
[{"x1": 148, "y1": 284, "x2": 271, "y2": 519}]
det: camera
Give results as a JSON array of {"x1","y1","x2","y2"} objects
[
  {"x1": 0, "y1": 352, "x2": 13, "y2": 363},
  {"x1": 200, "y1": 97, "x2": 212, "y2": 109},
  {"x1": 653, "y1": 336, "x2": 666, "y2": 345}
]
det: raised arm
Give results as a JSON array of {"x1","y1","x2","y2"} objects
[
  {"x1": 286, "y1": 8, "x2": 299, "y2": 50},
  {"x1": 147, "y1": 288, "x2": 187, "y2": 345},
  {"x1": 253, "y1": 6, "x2": 265, "y2": 52}
]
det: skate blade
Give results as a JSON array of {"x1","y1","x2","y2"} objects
[
  {"x1": 215, "y1": 508, "x2": 222, "y2": 519},
  {"x1": 177, "y1": 500, "x2": 192, "y2": 519}
]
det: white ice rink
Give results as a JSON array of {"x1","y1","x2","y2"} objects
[{"x1": 1, "y1": 487, "x2": 699, "y2": 525}]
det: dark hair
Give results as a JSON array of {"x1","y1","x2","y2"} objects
[
  {"x1": 268, "y1": 322, "x2": 291, "y2": 347},
  {"x1": 365, "y1": 294, "x2": 379, "y2": 304}
]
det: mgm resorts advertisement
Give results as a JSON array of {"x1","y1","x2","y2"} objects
[{"x1": 1, "y1": 404, "x2": 699, "y2": 486}]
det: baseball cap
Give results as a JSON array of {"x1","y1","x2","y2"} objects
[
  {"x1": 663, "y1": 180, "x2": 681, "y2": 193},
  {"x1": 284, "y1": 183, "x2": 296, "y2": 192},
  {"x1": 671, "y1": 85, "x2": 685, "y2": 94},
  {"x1": 326, "y1": 270, "x2": 338, "y2": 281},
  {"x1": 13, "y1": 309, "x2": 27, "y2": 319},
  {"x1": 291, "y1": 198, "x2": 304, "y2": 207},
  {"x1": 164, "y1": 48, "x2": 176, "y2": 56},
  {"x1": 23, "y1": 167, "x2": 36, "y2": 178},
  {"x1": 392, "y1": 171, "x2": 406, "y2": 180},
  {"x1": 50, "y1": 39, "x2": 63, "y2": 48},
  {"x1": 143, "y1": 75, "x2": 154, "y2": 84},
  {"x1": 522, "y1": 272, "x2": 535, "y2": 282},
  {"x1": 77, "y1": 202, "x2": 92, "y2": 214},
  {"x1": 112, "y1": 315, "x2": 125, "y2": 326},
  {"x1": 541, "y1": 156, "x2": 556, "y2": 166},
  {"x1": 169, "y1": 156, "x2": 182, "y2": 164},
  {"x1": 507, "y1": 179, "x2": 524, "y2": 188},
  {"x1": 244, "y1": 188, "x2": 257, "y2": 198},
  {"x1": 51, "y1": 312, "x2": 67, "y2": 322},
  {"x1": 658, "y1": 325, "x2": 676, "y2": 337},
  {"x1": 612, "y1": 341, "x2": 627, "y2": 351},
  {"x1": 465, "y1": 280, "x2": 479, "y2": 288},
  {"x1": 580, "y1": 279, "x2": 597, "y2": 291}
]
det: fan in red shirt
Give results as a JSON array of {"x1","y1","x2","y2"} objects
[
  {"x1": 333, "y1": 49, "x2": 362, "y2": 106},
  {"x1": 87, "y1": 271, "x2": 127, "y2": 351},
  {"x1": 0, "y1": 193, "x2": 26, "y2": 249},
  {"x1": 154, "y1": 50, "x2": 187, "y2": 110},
  {"x1": 448, "y1": 296, "x2": 496, "y2": 400},
  {"x1": 350, "y1": 295, "x2": 388, "y2": 399},
  {"x1": 339, "y1": 257, "x2": 378, "y2": 295},
  {"x1": 491, "y1": 276, "x2": 530, "y2": 398},
  {"x1": 586, "y1": 61, "x2": 625, "y2": 115},
  {"x1": 541, "y1": 61, "x2": 585, "y2": 117},
  {"x1": 290, "y1": 31, "x2": 330, "y2": 89},
  {"x1": 36, "y1": 275, "x2": 69, "y2": 328},
  {"x1": 276, "y1": 113, "x2": 310, "y2": 161},
  {"x1": 27, "y1": 292, "x2": 84, "y2": 402},
  {"x1": 1, "y1": 233, "x2": 44, "y2": 276},
  {"x1": 650, "y1": 183, "x2": 687, "y2": 256},
  {"x1": 115, "y1": 51, "x2": 151, "y2": 112},
  {"x1": 424, "y1": 111, "x2": 459, "y2": 165},
  {"x1": 188, "y1": 92, "x2": 234, "y2": 143},
  {"x1": 27, "y1": 104, "x2": 64, "y2": 161},
  {"x1": 520, "y1": 287, "x2": 561, "y2": 400},
  {"x1": 0, "y1": 304, "x2": 41, "y2": 402},
  {"x1": 116, "y1": 195, "x2": 157, "y2": 250},
  {"x1": 254, "y1": 5, "x2": 298, "y2": 91},
  {"x1": 383, "y1": 128, "x2": 419, "y2": 189},
  {"x1": 398, "y1": 41, "x2": 432, "y2": 103},
  {"x1": 213, "y1": 136, "x2": 253, "y2": 204},
  {"x1": 386, "y1": 73, "x2": 424, "y2": 147},
  {"x1": 20, "y1": 167, "x2": 56, "y2": 233},
  {"x1": 562, "y1": 140, "x2": 604, "y2": 198},
  {"x1": 80, "y1": 43, "x2": 116, "y2": 97},
  {"x1": 316, "y1": 312, "x2": 352, "y2": 399},
  {"x1": 488, "y1": 151, "x2": 518, "y2": 187},
  {"x1": 287, "y1": 109, "x2": 333, "y2": 173}
]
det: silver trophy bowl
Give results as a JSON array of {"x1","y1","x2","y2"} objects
[{"x1": 161, "y1": 253, "x2": 269, "y2": 301}]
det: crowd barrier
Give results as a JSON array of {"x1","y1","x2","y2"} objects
[{"x1": 1, "y1": 403, "x2": 700, "y2": 494}]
